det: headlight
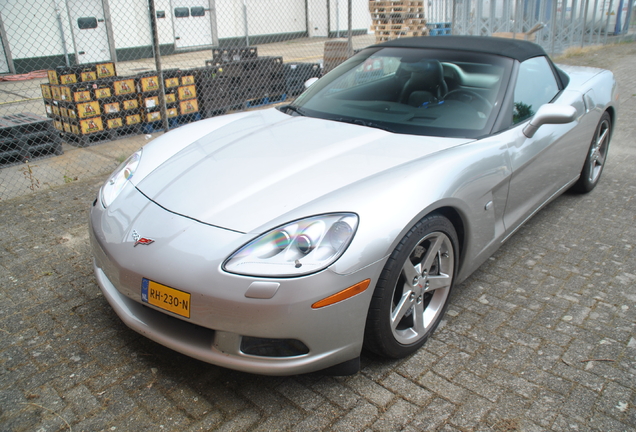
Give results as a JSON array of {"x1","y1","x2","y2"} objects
[
  {"x1": 101, "y1": 149, "x2": 142, "y2": 207},
  {"x1": 223, "y1": 213, "x2": 358, "y2": 277}
]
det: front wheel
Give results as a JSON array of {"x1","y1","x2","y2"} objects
[
  {"x1": 364, "y1": 214, "x2": 458, "y2": 358},
  {"x1": 571, "y1": 112, "x2": 611, "y2": 193}
]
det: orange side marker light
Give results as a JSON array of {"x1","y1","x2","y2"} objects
[{"x1": 311, "y1": 279, "x2": 371, "y2": 309}]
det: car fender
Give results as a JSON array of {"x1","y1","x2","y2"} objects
[{"x1": 245, "y1": 133, "x2": 515, "y2": 283}]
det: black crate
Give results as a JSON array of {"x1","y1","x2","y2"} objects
[
  {"x1": 212, "y1": 46, "x2": 258, "y2": 63},
  {"x1": 0, "y1": 113, "x2": 63, "y2": 164},
  {"x1": 49, "y1": 67, "x2": 78, "y2": 85},
  {"x1": 69, "y1": 64, "x2": 99, "y2": 82},
  {"x1": 202, "y1": 57, "x2": 284, "y2": 97},
  {"x1": 163, "y1": 68, "x2": 182, "y2": 90},
  {"x1": 284, "y1": 63, "x2": 321, "y2": 96},
  {"x1": 139, "y1": 93, "x2": 160, "y2": 114},
  {"x1": 22, "y1": 130, "x2": 63, "y2": 159},
  {"x1": 95, "y1": 62, "x2": 117, "y2": 79},
  {"x1": 136, "y1": 73, "x2": 161, "y2": 93},
  {"x1": 197, "y1": 74, "x2": 243, "y2": 115},
  {"x1": 64, "y1": 82, "x2": 95, "y2": 103},
  {"x1": 101, "y1": 98, "x2": 122, "y2": 116},
  {"x1": 204, "y1": 56, "x2": 283, "y2": 79},
  {"x1": 41, "y1": 84, "x2": 53, "y2": 100},
  {"x1": 112, "y1": 77, "x2": 137, "y2": 98},
  {"x1": 62, "y1": 116, "x2": 108, "y2": 147},
  {"x1": 164, "y1": 89, "x2": 178, "y2": 105},
  {"x1": 60, "y1": 100, "x2": 102, "y2": 121},
  {"x1": 103, "y1": 114, "x2": 141, "y2": 139},
  {"x1": 0, "y1": 113, "x2": 57, "y2": 135},
  {"x1": 0, "y1": 135, "x2": 28, "y2": 164},
  {"x1": 196, "y1": 58, "x2": 285, "y2": 117},
  {"x1": 92, "y1": 79, "x2": 115, "y2": 100}
]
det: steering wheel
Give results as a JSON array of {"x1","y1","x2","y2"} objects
[{"x1": 444, "y1": 89, "x2": 492, "y2": 113}]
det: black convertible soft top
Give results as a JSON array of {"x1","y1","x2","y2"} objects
[{"x1": 372, "y1": 36, "x2": 547, "y2": 62}]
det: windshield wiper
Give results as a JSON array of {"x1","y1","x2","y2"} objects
[
  {"x1": 279, "y1": 104, "x2": 306, "y2": 117},
  {"x1": 332, "y1": 117, "x2": 395, "y2": 133}
]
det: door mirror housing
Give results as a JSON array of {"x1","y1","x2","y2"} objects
[
  {"x1": 304, "y1": 77, "x2": 319, "y2": 89},
  {"x1": 523, "y1": 104, "x2": 577, "y2": 138}
]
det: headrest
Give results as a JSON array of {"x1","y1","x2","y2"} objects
[{"x1": 401, "y1": 60, "x2": 443, "y2": 82}]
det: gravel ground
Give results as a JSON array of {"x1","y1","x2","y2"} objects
[{"x1": 0, "y1": 42, "x2": 635, "y2": 432}]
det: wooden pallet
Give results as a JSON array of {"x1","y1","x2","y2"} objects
[
  {"x1": 373, "y1": 25, "x2": 427, "y2": 33},
  {"x1": 374, "y1": 18, "x2": 426, "y2": 25},
  {"x1": 372, "y1": 20, "x2": 427, "y2": 31},
  {"x1": 369, "y1": 0, "x2": 426, "y2": 40},
  {"x1": 369, "y1": 1, "x2": 424, "y2": 10},
  {"x1": 375, "y1": 28, "x2": 429, "y2": 42},
  {"x1": 369, "y1": 1, "x2": 424, "y2": 19}
]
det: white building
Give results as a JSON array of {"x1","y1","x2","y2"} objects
[{"x1": 0, "y1": 0, "x2": 372, "y2": 74}]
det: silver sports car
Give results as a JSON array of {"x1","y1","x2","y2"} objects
[{"x1": 90, "y1": 36, "x2": 617, "y2": 375}]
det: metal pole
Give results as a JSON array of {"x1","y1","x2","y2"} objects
[
  {"x1": 581, "y1": 0, "x2": 589, "y2": 46},
  {"x1": 550, "y1": 0, "x2": 558, "y2": 55},
  {"x1": 243, "y1": 0, "x2": 250, "y2": 46},
  {"x1": 148, "y1": 0, "x2": 169, "y2": 132},
  {"x1": 0, "y1": 11, "x2": 16, "y2": 74},
  {"x1": 53, "y1": 0, "x2": 70, "y2": 66},
  {"x1": 347, "y1": 0, "x2": 352, "y2": 56},
  {"x1": 337, "y1": 0, "x2": 340, "y2": 37},
  {"x1": 513, "y1": 0, "x2": 521, "y2": 38},
  {"x1": 101, "y1": 0, "x2": 118, "y2": 62},
  {"x1": 603, "y1": 0, "x2": 614, "y2": 44},
  {"x1": 569, "y1": 0, "x2": 579, "y2": 50},
  {"x1": 622, "y1": 0, "x2": 634, "y2": 38},
  {"x1": 209, "y1": 0, "x2": 219, "y2": 46},
  {"x1": 590, "y1": 0, "x2": 600, "y2": 44},
  {"x1": 476, "y1": 0, "x2": 483, "y2": 35},
  {"x1": 451, "y1": 0, "x2": 457, "y2": 35}
]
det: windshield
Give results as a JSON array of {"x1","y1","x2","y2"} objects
[{"x1": 289, "y1": 47, "x2": 513, "y2": 138}]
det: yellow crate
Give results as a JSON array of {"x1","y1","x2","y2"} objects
[{"x1": 79, "y1": 117, "x2": 104, "y2": 134}]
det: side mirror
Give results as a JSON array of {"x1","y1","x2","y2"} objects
[
  {"x1": 304, "y1": 77, "x2": 319, "y2": 89},
  {"x1": 523, "y1": 104, "x2": 577, "y2": 138}
]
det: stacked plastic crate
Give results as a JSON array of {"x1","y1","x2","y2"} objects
[
  {"x1": 0, "y1": 113, "x2": 62, "y2": 165},
  {"x1": 284, "y1": 63, "x2": 321, "y2": 96},
  {"x1": 198, "y1": 48, "x2": 288, "y2": 117},
  {"x1": 112, "y1": 76, "x2": 142, "y2": 136},
  {"x1": 369, "y1": 1, "x2": 428, "y2": 43},
  {"x1": 163, "y1": 69, "x2": 181, "y2": 121},
  {"x1": 136, "y1": 69, "x2": 201, "y2": 133},
  {"x1": 136, "y1": 72, "x2": 163, "y2": 133},
  {"x1": 175, "y1": 70, "x2": 200, "y2": 126},
  {"x1": 426, "y1": 22, "x2": 452, "y2": 36},
  {"x1": 43, "y1": 62, "x2": 117, "y2": 147}
]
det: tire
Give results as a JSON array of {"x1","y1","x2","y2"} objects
[
  {"x1": 571, "y1": 112, "x2": 611, "y2": 193},
  {"x1": 364, "y1": 214, "x2": 458, "y2": 358}
]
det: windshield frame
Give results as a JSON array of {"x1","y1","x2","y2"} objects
[{"x1": 290, "y1": 47, "x2": 514, "y2": 139}]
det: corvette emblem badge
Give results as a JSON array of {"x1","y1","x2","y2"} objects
[{"x1": 132, "y1": 230, "x2": 154, "y2": 247}]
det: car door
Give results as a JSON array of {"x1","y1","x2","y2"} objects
[{"x1": 502, "y1": 56, "x2": 580, "y2": 233}]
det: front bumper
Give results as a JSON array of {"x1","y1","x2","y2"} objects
[{"x1": 89, "y1": 186, "x2": 382, "y2": 375}]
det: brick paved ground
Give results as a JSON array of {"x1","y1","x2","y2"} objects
[{"x1": 1, "y1": 42, "x2": 635, "y2": 432}]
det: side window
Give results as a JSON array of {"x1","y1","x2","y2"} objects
[{"x1": 513, "y1": 57, "x2": 559, "y2": 124}]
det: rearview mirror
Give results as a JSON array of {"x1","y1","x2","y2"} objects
[{"x1": 523, "y1": 104, "x2": 577, "y2": 138}]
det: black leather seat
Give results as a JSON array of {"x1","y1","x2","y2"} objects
[{"x1": 398, "y1": 60, "x2": 447, "y2": 107}]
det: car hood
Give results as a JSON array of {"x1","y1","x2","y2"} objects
[{"x1": 136, "y1": 108, "x2": 471, "y2": 233}]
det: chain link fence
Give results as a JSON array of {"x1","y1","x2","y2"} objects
[{"x1": 0, "y1": 0, "x2": 633, "y2": 200}]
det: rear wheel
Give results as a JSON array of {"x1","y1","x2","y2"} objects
[
  {"x1": 571, "y1": 112, "x2": 611, "y2": 193},
  {"x1": 364, "y1": 214, "x2": 458, "y2": 358}
]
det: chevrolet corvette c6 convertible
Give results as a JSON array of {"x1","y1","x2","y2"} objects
[{"x1": 90, "y1": 36, "x2": 618, "y2": 375}]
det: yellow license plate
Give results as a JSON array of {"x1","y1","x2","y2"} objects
[{"x1": 141, "y1": 278, "x2": 191, "y2": 318}]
